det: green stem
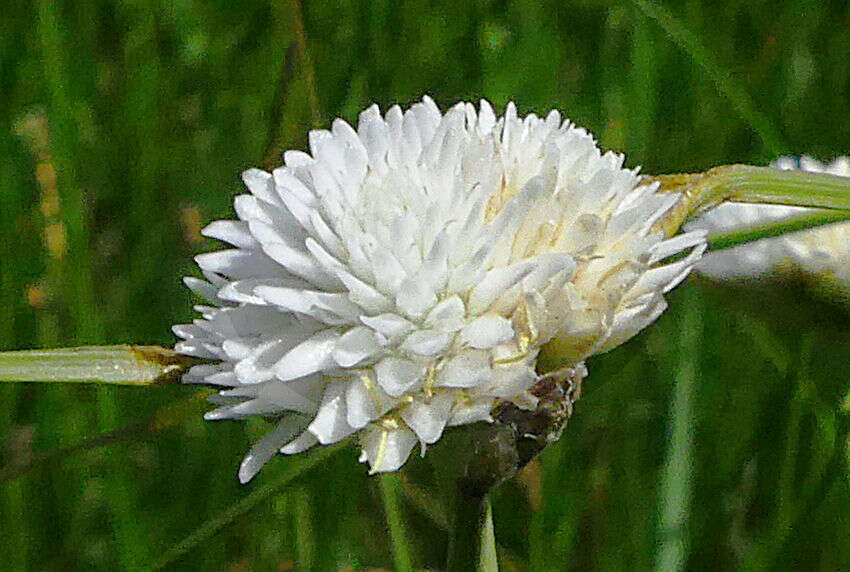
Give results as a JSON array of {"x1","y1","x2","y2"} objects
[
  {"x1": 479, "y1": 500, "x2": 498, "y2": 572},
  {"x1": 447, "y1": 483, "x2": 495, "y2": 572},
  {"x1": 711, "y1": 165, "x2": 850, "y2": 209},
  {"x1": 650, "y1": 164, "x2": 850, "y2": 236},
  {"x1": 0, "y1": 345, "x2": 198, "y2": 385},
  {"x1": 379, "y1": 473, "x2": 414, "y2": 571},
  {"x1": 708, "y1": 210, "x2": 850, "y2": 252},
  {"x1": 654, "y1": 291, "x2": 701, "y2": 572}
]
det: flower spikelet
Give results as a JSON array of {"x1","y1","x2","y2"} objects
[
  {"x1": 174, "y1": 97, "x2": 706, "y2": 481},
  {"x1": 690, "y1": 156, "x2": 850, "y2": 282}
]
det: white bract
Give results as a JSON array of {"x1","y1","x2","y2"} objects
[
  {"x1": 690, "y1": 156, "x2": 850, "y2": 282},
  {"x1": 174, "y1": 97, "x2": 706, "y2": 482}
]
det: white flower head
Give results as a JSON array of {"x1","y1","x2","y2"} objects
[
  {"x1": 174, "y1": 97, "x2": 706, "y2": 482},
  {"x1": 690, "y1": 156, "x2": 850, "y2": 281}
]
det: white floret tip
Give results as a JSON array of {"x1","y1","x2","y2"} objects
[{"x1": 174, "y1": 97, "x2": 706, "y2": 481}]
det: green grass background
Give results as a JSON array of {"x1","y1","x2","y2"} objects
[{"x1": 1, "y1": 0, "x2": 850, "y2": 569}]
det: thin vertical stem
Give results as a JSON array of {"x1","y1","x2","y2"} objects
[
  {"x1": 447, "y1": 483, "x2": 493, "y2": 572},
  {"x1": 479, "y1": 499, "x2": 498, "y2": 572},
  {"x1": 654, "y1": 291, "x2": 701, "y2": 572},
  {"x1": 293, "y1": 487, "x2": 315, "y2": 570},
  {"x1": 379, "y1": 473, "x2": 413, "y2": 571}
]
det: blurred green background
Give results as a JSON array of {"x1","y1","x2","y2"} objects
[{"x1": 1, "y1": 0, "x2": 850, "y2": 569}]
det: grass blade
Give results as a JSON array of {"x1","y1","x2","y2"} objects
[
  {"x1": 709, "y1": 210, "x2": 850, "y2": 252},
  {"x1": 151, "y1": 443, "x2": 346, "y2": 570},
  {"x1": 630, "y1": 0, "x2": 786, "y2": 156},
  {"x1": 379, "y1": 473, "x2": 414, "y2": 571},
  {"x1": 654, "y1": 291, "x2": 701, "y2": 572}
]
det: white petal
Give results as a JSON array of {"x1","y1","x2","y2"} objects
[
  {"x1": 424, "y1": 295, "x2": 466, "y2": 332},
  {"x1": 221, "y1": 339, "x2": 252, "y2": 361},
  {"x1": 487, "y1": 364, "x2": 538, "y2": 398},
  {"x1": 435, "y1": 351, "x2": 491, "y2": 388},
  {"x1": 204, "y1": 398, "x2": 281, "y2": 420},
  {"x1": 308, "y1": 383, "x2": 356, "y2": 444},
  {"x1": 400, "y1": 329, "x2": 452, "y2": 356},
  {"x1": 629, "y1": 246, "x2": 703, "y2": 299},
  {"x1": 447, "y1": 397, "x2": 494, "y2": 426},
  {"x1": 417, "y1": 230, "x2": 450, "y2": 291},
  {"x1": 182, "y1": 363, "x2": 231, "y2": 385},
  {"x1": 648, "y1": 231, "x2": 707, "y2": 264},
  {"x1": 260, "y1": 241, "x2": 337, "y2": 288},
  {"x1": 468, "y1": 262, "x2": 535, "y2": 314},
  {"x1": 478, "y1": 99, "x2": 496, "y2": 133},
  {"x1": 361, "y1": 313, "x2": 415, "y2": 338},
  {"x1": 400, "y1": 392, "x2": 455, "y2": 444},
  {"x1": 309, "y1": 210, "x2": 345, "y2": 257},
  {"x1": 202, "y1": 220, "x2": 259, "y2": 249},
  {"x1": 182, "y1": 277, "x2": 223, "y2": 304},
  {"x1": 195, "y1": 249, "x2": 276, "y2": 279},
  {"x1": 358, "y1": 105, "x2": 390, "y2": 171},
  {"x1": 255, "y1": 285, "x2": 361, "y2": 324},
  {"x1": 522, "y1": 253, "x2": 577, "y2": 291},
  {"x1": 234, "y1": 339, "x2": 288, "y2": 383},
  {"x1": 281, "y1": 431, "x2": 318, "y2": 455},
  {"x1": 222, "y1": 376, "x2": 322, "y2": 415},
  {"x1": 172, "y1": 322, "x2": 205, "y2": 341},
  {"x1": 241, "y1": 168, "x2": 280, "y2": 206},
  {"x1": 175, "y1": 340, "x2": 218, "y2": 360},
  {"x1": 204, "y1": 370, "x2": 239, "y2": 386},
  {"x1": 331, "y1": 118, "x2": 369, "y2": 176},
  {"x1": 346, "y1": 376, "x2": 376, "y2": 429},
  {"x1": 395, "y1": 277, "x2": 438, "y2": 319},
  {"x1": 333, "y1": 326, "x2": 383, "y2": 367},
  {"x1": 374, "y1": 357, "x2": 424, "y2": 397},
  {"x1": 273, "y1": 166, "x2": 316, "y2": 206},
  {"x1": 358, "y1": 425, "x2": 418, "y2": 473},
  {"x1": 232, "y1": 194, "x2": 269, "y2": 224},
  {"x1": 306, "y1": 238, "x2": 393, "y2": 313},
  {"x1": 596, "y1": 295, "x2": 668, "y2": 354},
  {"x1": 238, "y1": 415, "x2": 308, "y2": 483},
  {"x1": 274, "y1": 329, "x2": 340, "y2": 381},
  {"x1": 346, "y1": 372, "x2": 395, "y2": 429},
  {"x1": 461, "y1": 315, "x2": 515, "y2": 349},
  {"x1": 365, "y1": 242, "x2": 408, "y2": 293}
]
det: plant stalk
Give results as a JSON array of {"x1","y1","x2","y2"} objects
[
  {"x1": 0, "y1": 345, "x2": 199, "y2": 385},
  {"x1": 447, "y1": 482, "x2": 495, "y2": 572},
  {"x1": 479, "y1": 499, "x2": 498, "y2": 571},
  {"x1": 654, "y1": 291, "x2": 701, "y2": 571},
  {"x1": 650, "y1": 164, "x2": 850, "y2": 237},
  {"x1": 380, "y1": 473, "x2": 414, "y2": 571},
  {"x1": 707, "y1": 210, "x2": 850, "y2": 252}
]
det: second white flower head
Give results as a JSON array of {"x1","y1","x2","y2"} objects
[{"x1": 174, "y1": 97, "x2": 706, "y2": 481}]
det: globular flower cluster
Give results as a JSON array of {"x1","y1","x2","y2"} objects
[
  {"x1": 691, "y1": 156, "x2": 850, "y2": 283},
  {"x1": 174, "y1": 97, "x2": 706, "y2": 482}
]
